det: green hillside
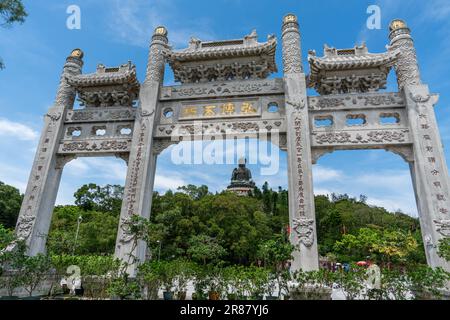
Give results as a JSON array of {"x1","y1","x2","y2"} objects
[{"x1": 0, "y1": 181, "x2": 425, "y2": 267}]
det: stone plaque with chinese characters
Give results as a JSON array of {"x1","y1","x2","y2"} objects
[{"x1": 179, "y1": 99, "x2": 261, "y2": 120}]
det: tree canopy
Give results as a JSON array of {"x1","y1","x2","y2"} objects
[
  {"x1": 0, "y1": 180, "x2": 427, "y2": 267},
  {"x1": 0, "y1": 0, "x2": 27, "y2": 69},
  {"x1": 44, "y1": 182, "x2": 426, "y2": 267},
  {"x1": 0, "y1": 181, "x2": 23, "y2": 229}
]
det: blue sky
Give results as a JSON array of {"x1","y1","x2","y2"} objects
[{"x1": 1, "y1": 0, "x2": 450, "y2": 216}]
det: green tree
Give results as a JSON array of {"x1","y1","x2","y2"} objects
[
  {"x1": 42, "y1": 182, "x2": 428, "y2": 269},
  {"x1": 47, "y1": 205, "x2": 119, "y2": 255},
  {"x1": 0, "y1": 181, "x2": 23, "y2": 229},
  {"x1": 334, "y1": 227, "x2": 419, "y2": 265},
  {"x1": 0, "y1": 234, "x2": 26, "y2": 296},
  {"x1": 74, "y1": 183, "x2": 123, "y2": 215},
  {"x1": 187, "y1": 234, "x2": 226, "y2": 265},
  {"x1": 261, "y1": 182, "x2": 272, "y2": 214},
  {"x1": 0, "y1": 0, "x2": 27, "y2": 69},
  {"x1": 18, "y1": 254, "x2": 53, "y2": 296},
  {"x1": 177, "y1": 184, "x2": 210, "y2": 200},
  {"x1": 256, "y1": 234, "x2": 294, "y2": 270},
  {"x1": 0, "y1": 223, "x2": 14, "y2": 249}
]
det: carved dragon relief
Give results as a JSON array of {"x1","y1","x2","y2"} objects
[
  {"x1": 313, "y1": 130, "x2": 409, "y2": 145},
  {"x1": 16, "y1": 214, "x2": 36, "y2": 240},
  {"x1": 410, "y1": 92, "x2": 430, "y2": 104},
  {"x1": 46, "y1": 112, "x2": 62, "y2": 122},
  {"x1": 308, "y1": 93, "x2": 404, "y2": 110},
  {"x1": 311, "y1": 148, "x2": 335, "y2": 164},
  {"x1": 293, "y1": 218, "x2": 315, "y2": 247},
  {"x1": 155, "y1": 120, "x2": 286, "y2": 138},
  {"x1": 286, "y1": 98, "x2": 305, "y2": 111},
  {"x1": 55, "y1": 155, "x2": 77, "y2": 169},
  {"x1": 118, "y1": 216, "x2": 136, "y2": 245},
  {"x1": 61, "y1": 140, "x2": 131, "y2": 153},
  {"x1": 282, "y1": 29, "x2": 303, "y2": 74},
  {"x1": 163, "y1": 80, "x2": 283, "y2": 100},
  {"x1": 390, "y1": 37, "x2": 421, "y2": 89},
  {"x1": 152, "y1": 139, "x2": 178, "y2": 155}
]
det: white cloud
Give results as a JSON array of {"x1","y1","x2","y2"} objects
[
  {"x1": 418, "y1": 0, "x2": 450, "y2": 22},
  {"x1": 108, "y1": 0, "x2": 216, "y2": 48},
  {"x1": 55, "y1": 182, "x2": 78, "y2": 205},
  {"x1": 0, "y1": 162, "x2": 29, "y2": 193},
  {"x1": 313, "y1": 165, "x2": 343, "y2": 183},
  {"x1": 0, "y1": 118, "x2": 38, "y2": 141},
  {"x1": 367, "y1": 196, "x2": 417, "y2": 216},
  {"x1": 313, "y1": 163, "x2": 417, "y2": 216},
  {"x1": 64, "y1": 157, "x2": 127, "y2": 182},
  {"x1": 354, "y1": 170, "x2": 412, "y2": 190},
  {"x1": 154, "y1": 174, "x2": 186, "y2": 191},
  {"x1": 314, "y1": 188, "x2": 333, "y2": 197}
]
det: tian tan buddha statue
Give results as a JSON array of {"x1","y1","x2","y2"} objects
[{"x1": 227, "y1": 158, "x2": 256, "y2": 196}]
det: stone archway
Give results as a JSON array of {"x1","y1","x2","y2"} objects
[{"x1": 14, "y1": 16, "x2": 450, "y2": 275}]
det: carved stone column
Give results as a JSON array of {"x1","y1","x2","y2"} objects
[
  {"x1": 390, "y1": 20, "x2": 450, "y2": 272},
  {"x1": 282, "y1": 14, "x2": 319, "y2": 271},
  {"x1": 115, "y1": 27, "x2": 168, "y2": 275},
  {"x1": 388, "y1": 19, "x2": 421, "y2": 89},
  {"x1": 16, "y1": 49, "x2": 83, "y2": 255}
]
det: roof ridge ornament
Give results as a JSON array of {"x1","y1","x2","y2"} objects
[
  {"x1": 244, "y1": 29, "x2": 258, "y2": 44},
  {"x1": 70, "y1": 48, "x2": 84, "y2": 60}
]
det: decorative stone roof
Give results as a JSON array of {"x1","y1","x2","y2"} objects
[
  {"x1": 67, "y1": 62, "x2": 140, "y2": 108},
  {"x1": 67, "y1": 61, "x2": 140, "y2": 89},
  {"x1": 166, "y1": 30, "x2": 278, "y2": 83},
  {"x1": 308, "y1": 44, "x2": 399, "y2": 95}
]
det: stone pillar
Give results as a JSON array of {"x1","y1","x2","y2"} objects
[
  {"x1": 15, "y1": 49, "x2": 83, "y2": 255},
  {"x1": 389, "y1": 20, "x2": 450, "y2": 272},
  {"x1": 115, "y1": 27, "x2": 168, "y2": 275},
  {"x1": 282, "y1": 14, "x2": 319, "y2": 272}
]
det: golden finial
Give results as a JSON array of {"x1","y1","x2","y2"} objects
[
  {"x1": 70, "y1": 48, "x2": 84, "y2": 59},
  {"x1": 154, "y1": 26, "x2": 168, "y2": 36},
  {"x1": 389, "y1": 19, "x2": 407, "y2": 32},
  {"x1": 283, "y1": 14, "x2": 298, "y2": 24}
]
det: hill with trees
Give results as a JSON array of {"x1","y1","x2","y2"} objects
[{"x1": 0, "y1": 180, "x2": 425, "y2": 267}]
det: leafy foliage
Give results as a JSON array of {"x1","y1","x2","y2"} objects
[
  {"x1": 18, "y1": 254, "x2": 53, "y2": 296},
  {"x1": 50, "y1": 254, "x2": 120, "y2": 276},
  {"x1": 0, "y1": 181, "x2": 23, "y2": 229},
  {"x1": 256, "y1": 234, "x2": 294, "y2": 269},
  {"x1": 407, "y1": 265, "x2": 450, "y2": 299},
  {"x1": 0, "y1": 181, "x2": 429, "y2": 274},
  {"x1": 187, "y1": 234, "x2": 226, "y2": 265},
  {"x1": 0, "y1": 0, "x2": 26, "y2": 26},
  {"x1": 0, "y1": 223, "x2": 14, "y2": 250},
  {"x1": 437, "y1": 237, "x2": 450, "y2": 262},
  {"x1": 0, "y1": 0, "x2": 27, "y2": 69},
  {"x1": 107, "y1": 273, "x2": 141, "y2": 300},
  {"x1": 334, "y1": 227, "x2": 420, "y2": 265},
  {"x1": 74, "y1": 183, "x2": 123, "y2": 215},
  {"x1": 0, "y1": 181, "x2": 415, "y2": 269},
  {"x1": 47, "y1": 205, "x2": 119, "y2": 255}
]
